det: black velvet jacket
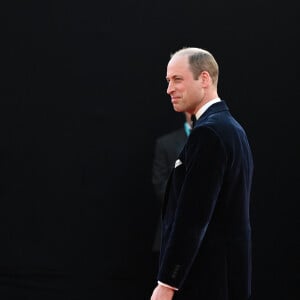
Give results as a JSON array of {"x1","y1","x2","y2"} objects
[{"x1": 158, "y1": 101, "x2": 254, "y2": 300}]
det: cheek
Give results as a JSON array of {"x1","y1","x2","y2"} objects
[
  {"x1": 190, "y1": 85, "x2": 202, "y2": 98},
  {"x1": 180, "y1": 84, "x2": 190, "y2": 96},
  {"x1": 184, "y1": 85, "x2": 196, "y2": 97}
]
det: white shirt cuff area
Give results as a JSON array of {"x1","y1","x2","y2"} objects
[{"x1": 158, "y1": 281, "x2": 179, "y2": 291}]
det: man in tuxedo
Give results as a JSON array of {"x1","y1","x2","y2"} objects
[
  {"x1": 150, "y1": 47, "x2": 254, "y2": 300},
  {"x1": 151, "y1": 112, "x2": 192, "y2": 253}
]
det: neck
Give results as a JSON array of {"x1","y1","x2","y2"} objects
[{"x1": 193, "y1": 92, "x2": 218, "y2": 114}]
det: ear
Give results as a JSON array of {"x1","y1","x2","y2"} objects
[{"x1": 199, "y1": 71, "x2": 211, "y2": 87}]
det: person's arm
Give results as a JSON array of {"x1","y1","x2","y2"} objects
[{"x1": 157, "y1": 127, "x2": 227, "y2": 288}]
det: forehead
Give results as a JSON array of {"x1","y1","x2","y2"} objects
[{"x1": 166, "y1": 55, "x2": 191, "y2": 78}]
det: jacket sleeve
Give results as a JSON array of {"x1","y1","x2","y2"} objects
[{"x1": 157, "y1": 126, "x2": 227, "y2": 289}]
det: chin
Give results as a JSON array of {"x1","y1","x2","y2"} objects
[{"x1": 173, "y1": 106, "x2": 183, "y2": 113}]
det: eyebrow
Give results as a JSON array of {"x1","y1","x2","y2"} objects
[{"x1": 166, "y1": 74, "x2": 182, "y2": 81}]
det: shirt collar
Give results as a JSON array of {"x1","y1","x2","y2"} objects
[{"x1": 195, "y1": 98, "x2": 221, "y2": 120}]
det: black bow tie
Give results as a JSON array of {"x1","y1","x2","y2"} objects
[{"x1": 191, "y1": 114, "x2": 197, "y2": 128}]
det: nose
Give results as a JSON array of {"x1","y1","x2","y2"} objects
[{"x1": 167, "y1": 81, "x2": 174, "y2": 95}]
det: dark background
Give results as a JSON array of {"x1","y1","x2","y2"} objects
[{"x1": 1, "y1": 1, "x2": 299, "y2": 299}]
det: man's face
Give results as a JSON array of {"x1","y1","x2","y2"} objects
[{"x1": 166, "y1": 55, "x2": 204, "y2": 114}]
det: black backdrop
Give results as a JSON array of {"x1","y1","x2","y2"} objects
[{"x1": 1, "y1": 1, "x2": 299, "y2": 299}]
